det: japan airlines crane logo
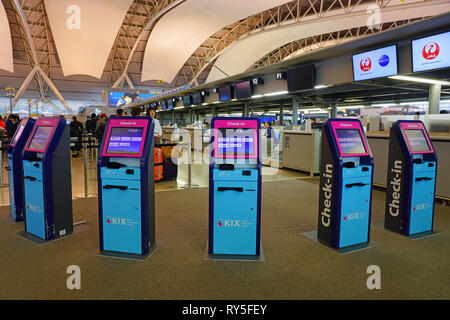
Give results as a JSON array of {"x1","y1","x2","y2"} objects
[
  {"x1": 360, "y1": 57, "x2": 372, "y2": 72},
  {"x1": 422, "y1": 42, "x2": 440, "y2": 60}
]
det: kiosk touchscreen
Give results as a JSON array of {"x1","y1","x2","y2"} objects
[
  {"x1": 22, "y1": 117, "x2": 73, "y2": 240},
  {"x1": 384, "y1": 120, "x2": 437, "y2": 236},
  {"x1": 317, "y1": 119, "x2": 374, "y2": 249},
  {"x1": 97, "y1": 116, "x2": 155, "y2": 255},
  {"x1": 6, "y1": 118, "x2": 36, "y2": 222},
  {"x1": 208, "y1": 117, "x2": 262, "y2": 256}
]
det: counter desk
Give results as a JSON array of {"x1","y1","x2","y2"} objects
[
  {"x1": 366, "y1": 131, "x2": 450, "y2": 200},
  {"x1": 281, "y1": 130, "x2": 321, "y2": 176}
]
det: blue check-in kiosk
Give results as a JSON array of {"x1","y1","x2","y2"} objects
[
  {"x1": 384, "y1": 120, "x2": 437, "y2": 236},
  {"x1": 6, "y1": 117, "x2": 35, "y2": 222},
  {"x1": 97, "y1": 116, "x2": 155, "y2": 255},
  {"x1": 317, "y1": 118, "x2": 374, "y2": 249},
  {"x1": 22, "y1": 117, "x2": 73, "y2": 240},
  {"x1": 208, "y1": 117, "x2": 262, "y2": 256}
]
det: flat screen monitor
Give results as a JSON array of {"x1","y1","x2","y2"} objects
[
  {"x1": 218, "y1": 85, "x2": 233, "y2": 101},
  {"x1": 192, "y1": 92, "x2": 203, "y2": 105},
  {"x1": 167, "y1": 99, "x2": 174, "y2": 110},
  {"x1": 412, "y1": 31, "x2": 450, "y2": 72},
  {"x1": 183, "y1": 95, "x2": 192, "y2": 107},
  {"x1": 11, "y1": 125, "x2": 25, "y2": 145},
  {"x1": 105, "y1": 127, "x2": 144, "y2": 155},
  {"x1": 352, "y1": 45, "x2": 398, "y2": 81},
  {"x1": 287, "y1": 65, "x2": 315, "y2": 92},
  {"x1": 235, "y1": 80, "x2": 253, "y2": 99},
  {"x1": 216, "y1": 128, "x2": 255, "y2": 156},
  {"x1": 404, "y1": 129, "x2": 431, "y2": 152},
  {"x1": 336, "y1": 129, "x2": 367, "y2": 155},
  {"x1": 28, "y1": 126, "x2": 53, "y2": 152},
  {"x1": 161, "y1": 101, "x2": 167, "y2": 110}
]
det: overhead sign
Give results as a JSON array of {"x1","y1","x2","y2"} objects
[
  {"x1": 352, "y1": 45, "x2": 398, "y2": 81},
  {"x1": 412, "y1": 31, "x2": 450, "y2": 72}
]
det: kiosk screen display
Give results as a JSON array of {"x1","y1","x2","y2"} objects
[
  {"x1": 405, "y1": 129, "x2": 431, "y2": 152},
  {"x1": 336, "y1": 129, "x2": 366, "y2": 155},
  {"x1": 106, "y1": 127, "x2": 144, "y2": 155},
  {"x1": 11, "y1": 125, "x2": 25, "y2": 145},
  {"x1": 28, "y1": 126, "x2": 53, "y2": 151},
  {"x1": 216, "y1": 128, "x2": 255, "y2": 156}
]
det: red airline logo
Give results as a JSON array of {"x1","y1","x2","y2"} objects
[
  {"x1": 422, "y1": 42, "x2": 440, "y2": 60},
  {"x1": 360, "y1": 57, "x2": 372, "y2": 72}
]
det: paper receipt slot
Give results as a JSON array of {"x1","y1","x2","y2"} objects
[
  {"x1": 22, "y1": 118, "x2": 73, "y2": 240},
  {"x1": 97, "y1": 116, "x2": 155, "y2": 255},
  {"x1": 317, "y1": 119, "x2": 374, "y2": 249},
  {"x1": 384, "y1": 120, "x2": 437, "y2": 236},
  {"x1": 208, "y1": 117, "x2": 262, "y2": 256},
  {"x1": 6, "y1": 117, "x2": 36, "y2": 222}
]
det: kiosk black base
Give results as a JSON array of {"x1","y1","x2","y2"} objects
[
  {"x1": 96, "y1": 240, "x2": 165, "y2": 261},
  {"x1": 409, "y1": 230, "x2": 440, "y2": 240},
  {"x1": 302, "y1": 230, "x2": 379, "y2": 254},
  {"x1": 204, "y1": 241, "x2": 265, "y2": 262},
  {"x1": 16, "y1": 221, "x2": 87, "y2": 245}
]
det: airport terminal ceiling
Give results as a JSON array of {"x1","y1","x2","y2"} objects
[{"x1": 0, "y1": 0, "x2": 448, "y2": 114}]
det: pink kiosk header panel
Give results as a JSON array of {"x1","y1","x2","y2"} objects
[
  {"x1": 102, "y1": 118, "x2": 149, "y2": 158},
  {"x1": 400, "y1": 121, "x2": 434, "y2": 154},
  {"x1": 24, "y1": 118, "x2": 59, "y2": 153},
  {"x1": 213, "y1": 119, "x2": 259, "y2": 159},
  {"x1": 330, "y1": 120, "x2": 370, "y2": 158}
]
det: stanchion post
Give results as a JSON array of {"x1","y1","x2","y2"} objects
[{"x1": 84, "y1": 141, "x2": 88, "y2": 198}]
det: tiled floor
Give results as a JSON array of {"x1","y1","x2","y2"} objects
[{"x1": 0, "y1": 149, "x2": 308, "y2": 206}]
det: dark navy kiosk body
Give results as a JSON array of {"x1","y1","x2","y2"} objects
[
  {"x1": 22, "y1": 117, "x2": 73, "y2": 240},
  {"x1": 208, "y1": 117, "x2": 262, "y2": 256},
  {"x1": 317, "y1": 118, "x2": 374, "y2": 249},
  {"x1": 384, "y1": 120, "x2": 437, "y2": 236},
  {"x1": 97, "y1": 116, "x2": 155, "y2": 255},
  {"x1": 7, "y1": 117, "x2": 36, "y2": 222}
]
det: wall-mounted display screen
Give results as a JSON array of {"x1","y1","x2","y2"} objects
[
  {"x1": 28, "y1": 126, "x2": 53, "y2": 151},
  {"x1": 412, "y1": 31, "x2": 450, "y2": 72},
  {"x1": 109, "y1": 92, "x2": 156, "y2": 107},
  {"x1": 105, "y1": 127, "x2": 144, "y2": 155},
  {"x1": 192, "y1": 92, "x2": 203, "y2": 105},
  {"x1": 183, "y1": 95, "x2": 192, "y2": 107},
  {"x1": 352, "y1": 45, "x2": 398, "y2": 81},
  {"x1": 161, "y1": 101, "x2": 167, "y2": 110},
  {"x1": 218, "y1": 85, "x2": 233, "y2": 101},
  {"x1": 167, "y1": 99, "x2": 174, "y2": 110},
  {"x1": 216, "y1": 128, "x2": 255, "y2": 156},
  {"x1": 11, "y1": 125, "x2": 25, "y2": 145},
  {"x1": 404, "y1": 129, "x2": 431, "y2": 152},
  {"x1": 336, "y1": 129, "x2": 367, "y2": 155},
  {"x1": 235, "y1": 80, "x2": 253, "y2": 99},
  {"x1": 287, "y1": 65, "x2": 315, "y2": 92}
]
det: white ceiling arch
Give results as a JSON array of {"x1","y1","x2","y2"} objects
[
  {"x1": 141, "y1": 0, "x2": 293, "y2": 84},
  {"x1": 206, "y1": 0, "x2": 450, "y2": 83},
  {"x1": 44, "y1": 0, "x2": 133, "y2": 79},
  {"x1": 0, "y1": 1, "x2": 14, "y2": 73}
]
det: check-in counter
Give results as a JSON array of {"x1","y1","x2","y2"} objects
[
  {"x1": 281, "y1": 130, "x2": 321, "y2": 176},
  {"x1": 366, "y1": 131, "x2": 450, "y2": 200}
]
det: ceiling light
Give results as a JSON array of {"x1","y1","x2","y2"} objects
[
  {"x1": 251, "y1": 95, "x2": 263, "y2": 99},
  {"x1": 264, "y1": 91, "x2": 288, "y2": 97},
  {"x1": 389, "y1": 75, "x2": 450, "y2": 86}
]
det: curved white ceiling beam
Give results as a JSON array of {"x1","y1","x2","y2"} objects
[
  {"x1": 141, "y1": 0, "x2": 293, "y2": 84},
  {"x1": 44, "y1": 0, "x2": 133, "y2": 79},
  {"x1": 0, "y1": 2, "x2": 14, "y2": 73},
  {"x1": 206, "y1": 0, "x2": 450, "y2": 83}
]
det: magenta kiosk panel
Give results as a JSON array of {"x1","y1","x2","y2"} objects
[
  {"x1": 208, "y1": 117, "x2": 262, "y2": 256},
  {"x1": 22, "y1": 117, "x2": 73, "y2": 240},
  {"x1": 385, "y1": 120, "x2": 437, "y2": 236},
  {"x1": 317, "y1": 118, "x2": 374, "y2": 249},
  {"x1": 97, "y1": 116, "x2": 155, "y2": 256}
]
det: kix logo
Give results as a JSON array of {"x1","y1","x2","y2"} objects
[
  {"x1": 106, "y1": 217, "x2": 131, "y2": 226},
  {"x1": 343, "y1": 212, "x2": 367, "y2": 221},
  {"x1": 216, "y1": 219, "x2": 240, "y2": 227}
]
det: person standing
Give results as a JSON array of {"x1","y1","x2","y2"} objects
[
  {"x1": 95, "y1": 113, "x2": 108, "y2": 141},
  {"x1": 146, "y1": 107, "x2": 162, "y2": 144},
  {"x1": 70, "y1": 116, "x2": 83, "y2": 157}
]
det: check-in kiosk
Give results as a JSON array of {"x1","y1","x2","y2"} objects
[
  {"x1": 317, "y1": 119, "x2": 374, "y2": 249},
  {"x1": 384, "y1": 120, "x2": 437, "y2": 236},
  {"x1": 97, "y1": 116, "x2": 155, "y2": 255},
  {"x1": 22, "y1": 117, "x2": 73, "y2": 240},
  {"x1": 208, "y1": 117, "x2": 261, "y2": 256},
  {"x1": 6, "y1": 117, "x2": 36, "y2": 222}
]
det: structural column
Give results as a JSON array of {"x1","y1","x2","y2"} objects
[
  {"x1": 428, "y1": 84, "x2": 441, "y2": 114},
  {"x1": 279, "y1": 103, "x2": 285, "y2": 126},
  {"x1": 330, "y1": 101, "x2": 338, "y2": 118},
  {"x1": 243, "y1": 102, "x2": 249, "y2": 117},
  {"x1": 292, "y1": 95, "x2": 300, "y2": 125}
]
